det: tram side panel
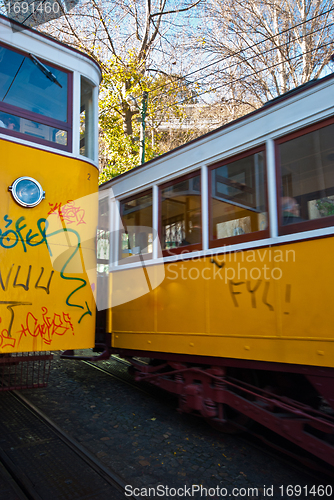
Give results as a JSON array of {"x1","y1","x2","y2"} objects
[
  {"x1": 110, "y1": 239, "x2": 334, "y2": 369},
  {"x1": 110, "y1": 253, "x2": 279, "y2": 359},
  {"x1": 0, "y1": 140, "x2": 97, "y2": 353},
  {"x1": 279, "y1": 237, "x2": 334, "y2": 364}
]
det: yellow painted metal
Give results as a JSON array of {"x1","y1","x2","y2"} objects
[
  {"x1": 0, "y1": 140, "x2": 97, "y2": 353},
  {"x1": 111, "y1": 239, "x2": 334, "y2": 368}
]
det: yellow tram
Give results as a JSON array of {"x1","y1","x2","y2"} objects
[
  {"x1": 98, "y1": 74, "x2": 334, "y2": 465},
  {"x1": 0, "y1": 14, "x2": 101, "y2": 356}
]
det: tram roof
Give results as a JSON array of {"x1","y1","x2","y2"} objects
[
  {"x1": 0, "y1": 14, "x2": 102, "y2": 82},
  {"x1": 100, "y1": 71, "x2": 334, "y2": 190}
]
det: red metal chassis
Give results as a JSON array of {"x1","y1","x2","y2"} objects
[
  {"x1": 61, "y1": 344, "x2": 334, "y2": 467},
  {"x1": 118, "y1": 348, "x2": 334, "y2": 467}
]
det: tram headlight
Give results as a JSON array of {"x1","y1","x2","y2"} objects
[{"x1": 9, "y1": 177, "x2": 45, "y2": 208}]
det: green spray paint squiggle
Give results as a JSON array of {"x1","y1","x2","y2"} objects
[
  {"x1": 0, "y1": 216, "x2": 93, "y2": 323},
  {"x1": 46, "y1": 226, "x2": 92, "y2": 322}
]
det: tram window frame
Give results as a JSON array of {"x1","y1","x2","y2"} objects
[
  {"x1": 119, "y1": 189, "x2": 153, "y2": 264},
  {"x1": 80, "y1": 76, "x2": 95, "y2": 160},
  {"x1": 159, "y1": 170, "x2": 202, "y2": 257},
  {"x1": 276, "y1": 116, "x2": 334, "y2": 236},
  {"x1": 208, "y1": 146, "x2": 269, "y2": 249},
  {"x1": 97, "y1": 196, "x2": 110, "y2": 271},
  {"x1": 0, "y1": 41, "x2": 72, "y2": 152}
]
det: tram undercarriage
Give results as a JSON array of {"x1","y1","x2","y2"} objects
[{"x1": 124, "y1": 354, "x2": 334, "y2": 467}]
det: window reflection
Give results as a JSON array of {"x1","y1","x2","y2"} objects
[
  {"x1": 161, "y1": 174, "x2": 201, "y2": 250},
  {"x1": 97, "y1": 197, "x2": 110, "y2": 267},
  {"x1": 0, "y1": 45, "x2": 67, "y2": 122},
  {"x1": 120, "y1": 192, "x2": 153, "y2": 259},
  {"x1": 97, "y1": 196, "x2": 110, "y2": 318},
  {"x1": 279, "y1": 122, "x2": 334, "y2": 226},
  {"x1": 0, "y1": 110, "x2": 67, "y2": 145},
  {"x1": 210, "y1": 151, "x2": 267, "y2": 241},
  {"x1": 80, "y1": 76, "x2": 95, "y2": 160}
]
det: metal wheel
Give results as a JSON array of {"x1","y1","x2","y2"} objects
[{"x1": 207, "y1": 368, "x2": 259, "y2": 434}]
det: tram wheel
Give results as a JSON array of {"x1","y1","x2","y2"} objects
[{"x1": 207, "y1": 368, "x2": 258, "y2": 434}]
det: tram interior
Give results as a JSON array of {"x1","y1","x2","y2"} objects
[
  {"x1": 161, "y1": 175, "x2": 201, "y2": 249},
  {"x1": 0, "y1": 44, "x2": 67, "y2": 144},
  {"x1": 120, "y1": 192, "x2": 153, "y2": 259},
  {"x1": 280, "y1": 122, "x2": 334, "y2": 222},
  {"x1": 211, "y1": 151, "x2": 267, "y2": 239}
]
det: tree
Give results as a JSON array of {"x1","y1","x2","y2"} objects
[
  {"x1": 98, "y1": 57, "x2": 201, "y2": 180},
  {"x1": 192, "y1": 0, "x2": 334, "y2": 114},
  {"x1": 34, "y1": 0, "x2": 203, "y2": 179}
]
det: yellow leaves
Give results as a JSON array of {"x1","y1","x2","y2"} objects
[
  {"x1": 99, "y1": 59, "x2": 198, "y2": 182},
  {"x1": 196, "y1": 36, "x2": 206, "y2": 45}
]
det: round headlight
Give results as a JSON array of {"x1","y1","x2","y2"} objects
[{"x1": 9, "y1": 177, "x2": 45, "y2": 208}]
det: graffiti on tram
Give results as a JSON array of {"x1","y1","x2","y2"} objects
[
  {"x1": 0, "y1": 306, "x2": 74, "y2": 349},
  {"x1": 0, "y1": 212, "x2": 92, "y2": 348},
  {"x1": 48, "y1": 200, "x2": 86, "y2": 226}
]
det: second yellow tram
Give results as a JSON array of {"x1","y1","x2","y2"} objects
[{"x1": 97, "y1": 73, "x2": 334, "y2": 466}]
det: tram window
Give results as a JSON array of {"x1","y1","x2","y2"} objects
[
  {"x1": 160, "y1": 172, "x2": 201, "y2": 252},
  {"x1": 0, "y1": 111, "x2": 67, "y2": 145},
  {"x1": 0, "y1": 45, "x2": 68, "y2": 122},
  {"x1": 119, "y1": 191, "x2": 153, "y2": 261},
  {"x1": 277, "y1": 120, "x2": 334, "y2": 233},
  {"x1": 96, "y1": 196, "x2": 110, "y2": 315},
  {"x1": 97, "y1": 196, "x2": 110, "y2": 272},
  {"x1": 209, "y1": 149, "x2": 267, "y2": 245},
  {"x1": 80, "y1": 76, "x2": 95, "y2": 160},
  {"x1": 0, "y1": 43, "x2": 71, "y2": 150}
]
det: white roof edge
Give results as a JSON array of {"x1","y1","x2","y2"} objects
[
  {"x1": 0, "y1": 15, "x2": 101, "y2": 85},
  {"x1": 102, "y1": 73, "x2": 334, "y2": 197}
]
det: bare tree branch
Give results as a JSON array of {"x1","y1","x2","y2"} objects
[{"x1": 150, "y1": 0, "x2": 202, "y2": 18}]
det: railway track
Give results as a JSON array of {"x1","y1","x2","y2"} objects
[
  {"x1": 0, "y1": 389, "x2": 141, "y2": 500},
  {"x1": 1, "y1": 354, "x2": 332, "y2": 498},
  {"x1": 85, "y1": 355, "x2": 334, "y2": 482}
]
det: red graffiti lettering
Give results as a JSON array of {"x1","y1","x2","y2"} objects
[
  {"x1": 0, "y1": 319, "x2": 16, "y2": 349},
  {"x1": 18, "y1": 308, "x2": 74, "y2": 347},
  {"x1": 48, "y1": 200, "x2": 86, "y2": 225}
]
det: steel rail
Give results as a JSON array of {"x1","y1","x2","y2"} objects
[
  {"x1": 84, "y1": 356, "x2": 334, "y2": 479},
  {"x1": 82, "y1": 358, "x2": 155, "y2": 397},
  {"x1": 5, "y1": 390, "x2": 144, "y2": 500},
  {"x1": 0, "y1": 455, "x2": 31, "y2": 500}
]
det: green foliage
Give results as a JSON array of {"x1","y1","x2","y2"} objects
[
  {"x1": 98, "y1": 56, "x2": 146, "y2": 183},
  {"x1": 99, "y1": 122, "x2": 138, "y2": 182},
  {"x1": 98, "y1": 54, "x2": 197, "y2": 184},
  {"x1": 316, "y1": 198, "x2": 334, "y2": 217}
]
